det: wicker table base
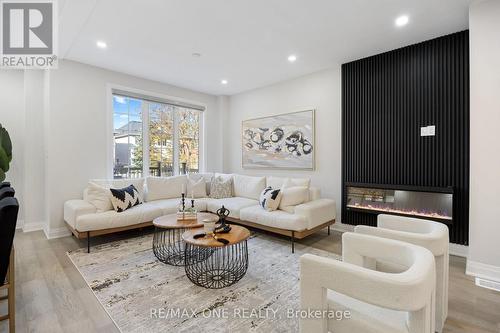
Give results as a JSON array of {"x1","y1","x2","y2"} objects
[
  {"x1": 153, "y1": 227, "x2": 210, "y2": 266},
  {"x1": 182, "y1": 225, "x2": 250, "y2": 289},
  {"x1": 152, "y1": 213, "x2": 218, "y2": 266}
]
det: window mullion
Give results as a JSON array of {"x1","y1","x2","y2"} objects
[
  {"x1": 142, "y1": 101, "x2": 150, "y2": 177},
  {"x1": 173, "y1": 107, "x2": 179, "y2": 175}
]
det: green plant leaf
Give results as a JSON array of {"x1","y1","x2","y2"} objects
[
  {"x1": 0, "y1": 126, "x2": 12, "y2": 160},
  {"x1": 0, "y1": 169, "x2": 4, "y2": 183},
  {"x1": 0, "y1": 147, "x2": 9, "y2": 172}
]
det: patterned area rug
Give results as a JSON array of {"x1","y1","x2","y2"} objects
[{"x1": 67, "y1": 232, "x2": 340, "y2": 333}]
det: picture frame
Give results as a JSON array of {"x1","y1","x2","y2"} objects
[{"x1": 241, "y1": 109, "x2": 315, "y2": 170}]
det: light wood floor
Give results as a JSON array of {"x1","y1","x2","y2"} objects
[{"x1": 1, "y1": 228, "x2": 499, "y2": 333}]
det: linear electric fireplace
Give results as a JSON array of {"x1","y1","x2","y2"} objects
[{"x1": 345, "y1": 183, "x2": 453, "y2": 223}]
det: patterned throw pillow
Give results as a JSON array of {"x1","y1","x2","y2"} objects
[
  {"x1": 109, "y1": 185, "x2": 142, "y2": 212},
  {"x1": 209, "y1": 176, "x2": 233, "y2": 199},
  {"x1": 259, "y1": 186, "x2": 282, "y2": 211}
]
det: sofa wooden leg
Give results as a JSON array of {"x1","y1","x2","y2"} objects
[
  {"x1": 87, "y1": 232, "x2": 90, "y2": 253},
  {"x1": 291, "y1": 231, "x2": 295, "y2": 253}
]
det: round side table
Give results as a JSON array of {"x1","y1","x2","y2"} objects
[
  {"x1": 182, "y1": 225, "x2": 250, "y2": 289},
  {"x1": 152, "y1": 212, "x2": 217, "y2": 266}
]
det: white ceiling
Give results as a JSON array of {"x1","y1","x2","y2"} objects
[{"x1": 59, "y1": 0, "x2": 472, "y2": 96}]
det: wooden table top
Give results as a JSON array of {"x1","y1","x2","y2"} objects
[
  {"x1": 182, "y1": 224, "x2": 250, "y2": 248},
  {"x1": 153, "y1": 212, "x2": 218, "y2": 229}
]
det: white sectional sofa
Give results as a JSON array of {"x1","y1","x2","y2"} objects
[{"x1": 64, "y1": 173, "x2": 336, "y2": 252}]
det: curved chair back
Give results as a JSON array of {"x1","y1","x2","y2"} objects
[
  {"x1": 300, "y1": 232, "x2": 436, "y2": 333},
  {"x1": 0, "y1": 187, "x2": 15, "y2": 200},
  {"x1": 355, "y1": 214, "x2": 449, "y2": 333},
  {"x1": 0, "y1": 197, "x2": 19, "y2": 284}
]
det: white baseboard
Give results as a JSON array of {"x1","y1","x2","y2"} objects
[
  {"x1": 43, "y1": 226, "x2": 72, "y2": 239},
  {"x1": 22, "y1": 221, "x2": 45, "y2": 233},
  {"x1": 449, "y1": 243, "x2": 469, "y2": 258},
  {"x1": 466, "y1": 260, "x2": 500, "y2": 283}
]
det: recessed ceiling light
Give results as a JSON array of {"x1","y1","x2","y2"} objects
[
  {"x1": 395, "y1": 15, "x2": 409, "y2": 27},
  {"x1": 221, "y1": 79, "x2": 228, "y2": 85},
  {"x1": 192, "y1": 52, "x2": 201, "y2": 58},
  {"x1": 288, "y1": 54, "x2": 297, "y2": 63},
  {"x1": 96, "y1": 40, "x2": 107, "y2": 49}
]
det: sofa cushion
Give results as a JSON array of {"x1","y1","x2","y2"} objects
[
  {"x1": 88, "y1": 178, "x2": 145, "y2": 201},
  {"x1": 214, "y1": 173, "x2": 234, "y2": 181},
  {"x1": 309, "y1": 186, "x2": 321, "y2": 201},
  {"x1": 239, "y1": 206, "x2": 308, "y2": 231},
  {"x1": 146, "y1": 175, "x2": 186, "y2": 201},
  {"x1": 266, "y1": 176, "x2": 288, "y2": 189},
  {"x1": 210, "y1": 176, "x2": 233, "y2": 199},
  {"x1": 86, "y1": 182, "x2": 113, "y2": 212},
  {"x1": 75, "y1": 202, "x2": 163, "y2": 232},
  {"x1": 284, "y1": 177, "x2": 311, "y2": 188},
  {"x1": 206, "y1": 197, "x2": 258, "y2": 219},
  {"x1": 188, "y1": 173, "x2": 213, "y2": 195},
  {"x1": 233, "y1": 174, "x2": 266, "y2": 200},
  {"x1": 279, "y1": 186, "x2": 309, "y2": 210},
  {"x1": 187, "y1": 176, "x2": 207, "y2": 198},
  {"x1": 266, "y1": 176, "x2": 311, "y2": 189}
]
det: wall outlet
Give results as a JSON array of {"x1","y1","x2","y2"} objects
[
  {"x1": 427, "y1": 125, "x2": 436, "y2": 136},
  {"x1": 421, "y1": 126, "x2": 429, "y2": 136},
  {"x1": 420, "y1": 125, "x2": 436, "y2": 137}
]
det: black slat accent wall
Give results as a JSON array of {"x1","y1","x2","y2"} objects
[{"x1": 341, "y1": 31, "x2": 470, "y2": 245}]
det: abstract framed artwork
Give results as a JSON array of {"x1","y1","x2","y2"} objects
[{"x1": 242, "y1": 110, "x2": 315, "y2": 170}]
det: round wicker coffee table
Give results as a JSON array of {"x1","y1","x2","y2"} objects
[
  {"x1": 182, "y1": 225, "x2": 250, "y2": 289},
  {"x1": 152, "y1": 212, "x2": 218, "y2": 266}
]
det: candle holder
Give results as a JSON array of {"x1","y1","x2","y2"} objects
[{"x1": 177, "y1": 193, "x2": 197, "y2": 220}]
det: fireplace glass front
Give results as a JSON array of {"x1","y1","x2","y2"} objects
[{"x1": 346, "y1": 185, "x2": 453, "y2": 222}]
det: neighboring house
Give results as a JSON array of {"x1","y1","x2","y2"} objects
[{"x1": 114, "y1": 120, "x2": 142, "y2": 171}]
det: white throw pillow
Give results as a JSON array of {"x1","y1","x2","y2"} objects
[
  {"x1": 90, "y1": 178, "x2": 145, "y2": 200},
  {"x1": 86, "y1": 182, "x2": 113, "y2": 212},
  {"x1": 187, "y1": 176, "x2": 207, "y2": 198},
  {"x1": 210, "y1": 176, "x2": 233, "y2": 199},
  {"x1": 188, "y1": 173, "x2": 213, "y2": 196},
  {"x1": 279, "y1": 186, "x2": 309, "y2": 210},
  {"x1": 214, "y1": 173, "x2": 234, "y2": 181},
  {"x1": 259, "y1": 186, "x2": 282, "y2": 211},
  {"x1": 233, "y1": 174, "x2": 266, "y2": 200},
  {"x1": 146, "y1": 175, "x2": 187, "y2": 201},
  {"x1": 283, "y1": 177, "x2": 311, "y2": 188},
  {"x1": 266, "y1": 176, "x2": 288, "y2": 189}
]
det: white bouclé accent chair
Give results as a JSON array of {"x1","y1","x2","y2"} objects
[
  {"x1": 354, "y1": 214, "x2": 449, "y2": 333},
  {"x1": 300, "y1": 232, "x2": 436, "y2": 333}
]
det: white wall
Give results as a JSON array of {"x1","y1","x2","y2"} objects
[
  {"x1": 467, "y1": 0, "x2": 500, "y2": 281},
  {"x1": 0, "y1": 70, "x2": 25, "y2": 224},
  {"x1": 43, "y1": 60, "x2": 221, "y2": 236},
  {"x1": 225, "y1": 68, "x2": 342, "y2": 217},
  {"x1": 23, "y1": 70, "x2": 47, "y2": 231}
]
